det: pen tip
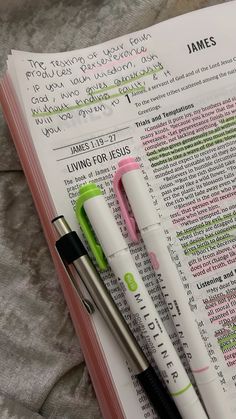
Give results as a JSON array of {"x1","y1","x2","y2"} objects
[
  {"x1": 51, "y1": 215, "x2": 64, "y2": 224},
  {"x1": 52, "y1": 216, "x2": 72, "y2": 236}
]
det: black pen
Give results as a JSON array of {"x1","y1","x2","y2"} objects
[{"x1": 52, "y1": 215, "x2": 181, "y2": 419}]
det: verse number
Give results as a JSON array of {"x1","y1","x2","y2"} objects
[
  {"x1": 108, "y1": 133, "x2": 116, "y2": 143},
  {"x1": 91, "y1": 138, "x2": 104, "y2": 148},
  {"x1": 125, "y1": 94, "x2": 131, "y2": 103}
]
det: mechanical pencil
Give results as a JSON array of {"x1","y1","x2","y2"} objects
[{"x1": 52, "y1": 215, "x2": 181, "y2": 419}]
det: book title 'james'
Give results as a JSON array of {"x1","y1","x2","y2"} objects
[{"x1": 187, "y1": 36, "x2": 216, "y2": 54}]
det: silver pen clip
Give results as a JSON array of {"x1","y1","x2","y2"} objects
[
  {"x1": 52, "y1": 216, "x2": 95, "y2": 315},
  {"x1": 58, "y1": 252, "x2": 95, "y2": 315}
]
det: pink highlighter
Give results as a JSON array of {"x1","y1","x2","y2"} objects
[{"x1": 113, "y1": 156, "x2": 231, "y2": 419}]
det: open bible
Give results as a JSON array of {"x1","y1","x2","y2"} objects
[{"x1": 1, "y1": 2, "x2": 236, "y2": 417}]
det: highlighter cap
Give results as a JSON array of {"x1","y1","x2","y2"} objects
[
  {"x1": 79, "y1": 183, "x2": 101, "y2": 198},
  {"x1": 76, "y1": 183, "x2": 127, "y2": 267},
  {"x1": 114, "y1": 157, "x2": 159, "y2": 238},
  {"x1": 76, "y1": 183, "x2": 107, "y2": 270}
]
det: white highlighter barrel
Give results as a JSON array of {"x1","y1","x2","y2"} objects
[
  {"x1": 76, "y1": 183, "x2": 207, "y2": 419},
  {"x1": 114, "y1": 157, "x2": 233, "y2": 419}
]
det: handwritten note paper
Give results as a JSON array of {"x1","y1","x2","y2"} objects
[{"x1": 12, "y1": 31, "x2": 169, "y2": 142}]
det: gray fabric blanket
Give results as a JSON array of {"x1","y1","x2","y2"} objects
[{"x1": 0, "y1": 0, "x2": 230, "y2": 417}]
